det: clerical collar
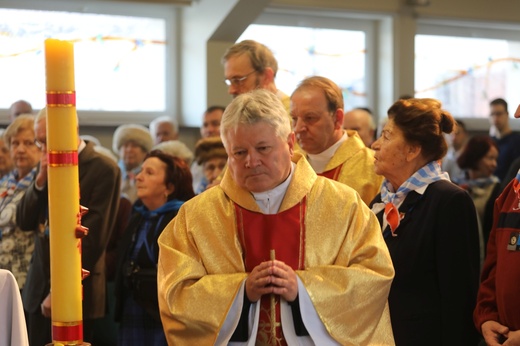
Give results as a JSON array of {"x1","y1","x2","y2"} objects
[
  {"x1": 78, "y1": 139, "x2": 86, "y2": 154},
  {"x1": 307, "y1": 131, "x2": 348, "y2": 173},
  {"x1": 252, "y1": 162, "x2": 295, "y2": 215}
]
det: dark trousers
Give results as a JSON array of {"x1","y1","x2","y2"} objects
[{"x1": 26, "y1": 310, "x2": 51, "y2": 346}]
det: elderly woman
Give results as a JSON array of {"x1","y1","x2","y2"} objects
[
  {"x1": 456, "y1": 135, "x2": 500, "y2": 263},
  {"x1": 0, "y1": 115, "x2": 42, "y2": 289},
  {"x1": 370, "y1": 98, "x2": 480, "y2": 346},
  {"x1": 112, "y1": 124, "x2": 154, "y2": 203},
  {"x1": 114, "y1": 150, "x2": 194, "y2": 346},
  {"x1": 193, "y1": 137, "x2": 227, "y2": 193}
]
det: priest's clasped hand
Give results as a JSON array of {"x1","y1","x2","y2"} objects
[{"x1": 245, "y1": 260, "x2": 298, "y2": 303}]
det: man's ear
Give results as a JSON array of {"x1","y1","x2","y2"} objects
[
  {"x1": 287, "y1": 132, "x2": 295, "y2": 156},
  {"x1": 334, "y1": 109, "x2": 344, "y2": 130}
]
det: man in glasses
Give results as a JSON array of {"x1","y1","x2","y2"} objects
[
  {"x1": 290, "y1": 76, "x2": 382, "y2": 205},
  {"x1": 222, "y1": 40, "x2": 290, "y2": 112}
]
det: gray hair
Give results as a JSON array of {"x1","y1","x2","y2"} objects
[
  {"x1": 149, "y1": 115, "x2": 178, "y2": 136},
  {"x1": 220, "y1": 89, "x2": 291, "y2": 149},
  {"x1": 4, "y1": 114, "x2": 35, "y2": 149},
  {"x1": 152, "y1": 140, "x2": 194, "y2": 165},
  {"x1": 35, "y1": 107, "x2": 47, "y2": 123}
]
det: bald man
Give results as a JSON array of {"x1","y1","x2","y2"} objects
[
  {"x1": 9, "y1": 100, "x2": 33, "y2": 122},
  {"x1": 343, "y1": 108, "x2": 376, "y2": 147}
]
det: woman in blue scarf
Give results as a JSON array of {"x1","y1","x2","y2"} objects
[{"x1": 115, "y1": 150, "x2": 194, "y2": 345}]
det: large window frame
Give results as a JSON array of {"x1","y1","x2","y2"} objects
[{"x1": 0, "y1": 0, "x2": 177, "y2": 126}]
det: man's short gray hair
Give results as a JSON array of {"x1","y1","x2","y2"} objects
[
  {"x1": 220, "y1": 89, "x2": 291, "y2": 149},
  {"x1": 153, "y1": 139, "x2": 194, "y2": 166},
  {"x1": 149, "y1": 115, "x2": 178, "y2": 136}
]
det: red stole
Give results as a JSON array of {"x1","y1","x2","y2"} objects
[
  {"x1": 318, "y1": 163, "x2": 344, "y2": 181},
  {"x1": 235, "y1": 198, "x2": 306, "y2": 346}
]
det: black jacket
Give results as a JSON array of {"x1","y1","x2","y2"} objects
[
  {"x1": 114, "y1": 206, "x2": 178, "y2": 322},
  {"x1": 370, "y1": 180, "x2": 480, "y2": 346}
]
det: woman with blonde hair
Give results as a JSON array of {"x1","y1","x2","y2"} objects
[{"x1": 0, "y1": 115, "x2": 42, "y2": 289}]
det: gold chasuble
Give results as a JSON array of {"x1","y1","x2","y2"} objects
[
  {"x1": 300, "y1": 130, "x2": 383, "y2": 205},
  {"x1": 157, "y1": 153, "x2": 395, "y2": 346},
  {"x1": 235, "y1": 200, "x2": 306, "y2": 345}
]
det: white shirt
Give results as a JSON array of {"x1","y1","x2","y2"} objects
[
  {"x1": 251, "y1": 162, "x2": 295, "y2": 214},
  {"x1": 306, "y1": 132, "x2": 347, "y2": 173}
]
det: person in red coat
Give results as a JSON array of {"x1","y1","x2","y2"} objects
[{"x1": 474, "y1": 103, "x2": 520, "y2": 346}]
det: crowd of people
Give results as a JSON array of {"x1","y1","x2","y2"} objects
[{"x1": 1, "y1": 38, "x2": 520, "y2": 346}]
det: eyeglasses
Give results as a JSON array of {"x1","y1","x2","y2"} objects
[
  {"x1": 224, "y1": 70, "x2": 256, "y2": 87},
  {"x1": 34, "y1": 139, "x2": 46, "y2": 150}
]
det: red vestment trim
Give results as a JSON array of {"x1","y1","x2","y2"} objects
[
  {"x1": 235, "y1": 198, "x2": 306, "y2": 346},
  {"x1": 318, "y1": 163, "x2": 344, "y2": 181}
]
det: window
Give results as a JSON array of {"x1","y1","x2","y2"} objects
[
  {"x1": 416, "y1": 21, "x2": 520, "y2": 120},
  {"x1": 0, "y1": 2, "x2": 175, "y2": 125},
  {"x1": 237, "y1": 12, "x2": 373, "y2": 112}
]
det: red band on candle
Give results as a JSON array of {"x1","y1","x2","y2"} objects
[
  {"x1": 52, "y1": 321, "x2": 83, "y2": 342},
  {"x1": 48, "y1": 151, "x2": 78, "y2": 167},
  {"x1": 47, "y1": 91, "x2": 76, "y2": 107}
]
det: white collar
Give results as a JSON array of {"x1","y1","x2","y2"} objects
[
  {"x1": 307, "y1": 132, "x2": 347, "y2": 173},
  {"x1": 252, "y1": 162, "x2": 295, "y2": 214},
  {"x1": 78, "y1": 139, "x2": 86, "y2": 154}
]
